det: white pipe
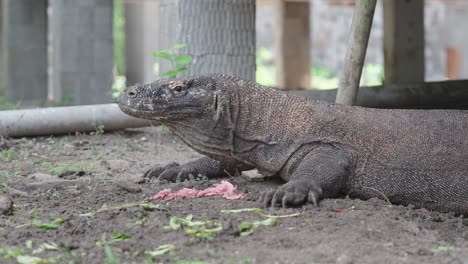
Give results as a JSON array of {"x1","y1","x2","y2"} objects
[{"x1": 0, "y1": 103, "x2": 155, "y2": 137}]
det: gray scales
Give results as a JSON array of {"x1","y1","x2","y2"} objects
[{"x1": 118, "y1": 74, "x2": 468, "y2": 215}]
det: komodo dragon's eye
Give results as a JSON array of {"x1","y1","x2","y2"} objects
[
  {"x1": 127, "y1": 90, "x2": 137, "y2": 97},
  {"x1": 173, "y1": 85, "x2": 184, "y2": 93}
]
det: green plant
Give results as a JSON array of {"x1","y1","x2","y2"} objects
[
  {"x1": 0, "y1": 149, "x2": 16, "y2": 162},
  {"x1": 153, "y1": 44, "x2": 192, "y2": 78},
  {"x1": 238, "y1": 217, "x2": 277, "y2": 236},
  {"x1": 164, "y1": 214, "x2": 223, "y2": 239},
  {"x1": 111, "y1": 75, "x2": 127, "y2": 99},
  {"x1": 80, "y1": 201, "x2": 163, "y2": 217},
  {"x1": 221, "y1": 207, "x2": 300, "y2": 236},
  {"x1": 256, "y1": 47, "x2": 275, "y2": 87},
  {"x1": 145, "y1": 244, "x2": 175, "y2": 258},
  {"x1": 0, "y1": 89, "x2": 21, "y2": 110},
  {"x1": 431, "y1": 245, "x2": 455, "y2": 253},
  {"x1": 96, "y1": 232, "x2": 133, "y2": 264},
  {"x1": 311, "y1": 64, "x2": 339, "y2": 90},
  {"x1": 126, "y1": 212, "x2": 150, "y2": 228},
  {"x1": 90, "y1": 124, "x2": 105, "y2": 136},
  {"x1": 113, "y1": 0, "x2": 126, "y2": 76},
  {"x1": 16, "y1": 209, "x2": 65, "y2": 230}
]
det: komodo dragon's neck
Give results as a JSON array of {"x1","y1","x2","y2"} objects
[{"x1": 163, "y1": 78, "x2": 353, "y2": 174}]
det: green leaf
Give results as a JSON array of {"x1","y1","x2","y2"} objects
[
  {"x1": 138, "y1": 202, "x2": 161, "y2": 211},
  {"x1": 238, "y1": 218, "x2": 277, "y2": 236},
  {"x1": 174, "y1": 54, "x2": 192, "y2": 66},
  {"x1": 32, "y1": 242, "x2": 59, "y2": 254},
  {"x1": 0, "y1": 245, "x2": 24, "y2": 258},
  {"x1": 221, "y1": 208, "x2": 262, "y2": 214},
  {"x1": 431, "y1": 245, "x2": 455, "y2": 253},
  {"x1": 145, "y1": 244, "x2": 175, "y2": 257},
  {"x1": 110, "y1": 231, "x2": 132, "y2": 242},
  {"x1": 173, "y1": 43, "x2": 187, "y2": 49},
  {"x1": 161, "y1": 70, "x2": 179, "y2": 78},
  {"x1": 165, "y1": 215, "x2": 222, "y2": 239},
  {"x1": 152, "y1": 50, "x2": 173, "y2": 61},
  {"x1": 16, "y1": 255, "x2": 44, "y2": 264},
  {"x1": 175, "y1": 67, "x2": 188, "y2": 74},
  {"x1": 185, "y1": 214, "x2": 193, "y2": 221},
  {"x1": 104, "y1": 245, "x2": 120, "y2": 264},
  {"x1": 25, "y1": 240, "x2": 33, "y2": 249},
  {"x1": 31, "y1": 218, "x2": 64, "y2": 230},
  {"x1": 31, "y1": 209, "x2": 41, "y2": 218}
]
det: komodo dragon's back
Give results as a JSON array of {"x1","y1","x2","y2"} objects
[{"x1": 118, "y1": 74, "x2": 468, "y2": 214}]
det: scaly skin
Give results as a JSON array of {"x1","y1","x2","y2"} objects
[{"x1": 118, "y1": 74, "x2": 468, "y2": 214}]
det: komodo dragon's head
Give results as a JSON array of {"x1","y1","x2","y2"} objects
[{"x1": 118, "y1": 75, "x2": 219, "y2": 122}]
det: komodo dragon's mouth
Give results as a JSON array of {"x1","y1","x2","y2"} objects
[{"x1": 118, "y1": 103, "x2": 203, "y2": 121}]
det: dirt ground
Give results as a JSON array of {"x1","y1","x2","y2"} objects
[{"x1": 1, "y1": 126, "x2": 468, "y2": 264}]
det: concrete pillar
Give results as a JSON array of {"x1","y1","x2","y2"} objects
[
  {"x1": 125, "y1": 1, "x2": 160, "y2": 85},
  {"x1": 50, "y1": 0, "x2": 113, "y2": 105},
  {"x1": 274, "y1": 0, "x2": 311, "y2": 90},
  {"x1": 0, "y1": 0, "x2": 3, "y2": 91},
  {"x1": 383, "y1": 0, "x2": 424, "y2": 84},
  {"x1": 159, "y1": 0, "x2": 256, "y2": 80},
  {"x1": 445, "y1": 2, "x2": 468, "y2": 80},
  {"x1": 2, "y1": 0, "x2": 48, "y2": 105}
]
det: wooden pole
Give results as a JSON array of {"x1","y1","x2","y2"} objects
[{"x1": 335, "y1": 0, "x2": 376, "y2": 105}]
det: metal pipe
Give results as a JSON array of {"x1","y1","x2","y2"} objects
[{"x1": 0, "y1": 103, "x2": 154, "y2": 137}]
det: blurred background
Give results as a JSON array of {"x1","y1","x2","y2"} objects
[{"x1": 0, "y1": 0, "x2": 467, "y2": 108}]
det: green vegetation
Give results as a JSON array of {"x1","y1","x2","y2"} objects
[
  {"x1": 256, "y1": 47, "x2": 275, "y2": 87},
  {"x1": 0, "y1": 240, "x2": 85, "y2": 263},
  {"x1": 255, "y1": 47, "x2": 384, "y2": 89},
  {"x1": 221, "y1": 207, "x2": 300, "y2": 236},
  {"x1": 153, "y1": 44, "x2": 193, "y2": 78},
  {"x1": 0, "y1": 149, "x2": 16, "y2": 162},
  {"x1": 0, "y1": 89, "x2": 21, "y2": 110},
  {"x1": 238, "y1": 217, "x2": 277, "y2": 236},
  {"x1": 16, "y1": 209, "x2": 65, "y2": 230},
  {"x1": 96, "y1": 232, "x2": 133, "y2": 264},
  {"x1": 164, "y1": 214, "x2": 223, "y2": 240},
  {"x1": 113, "y1": 0, "x2": 126, "y2": 76},
  {"x1": 431, "y1": 245, "x2": 455, "y2": 253},
  {"x1": 145, "y1": 244, "x2": 175, "y2": 258}
]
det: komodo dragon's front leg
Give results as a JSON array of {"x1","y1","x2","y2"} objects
[
  {"x1": 144, "y1": 156, "x2": 253, "y2": 182},
  {"x1": 261, "y1": 144, "x2": 350, "y2": 208}
]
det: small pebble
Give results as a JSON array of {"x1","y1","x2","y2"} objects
[{"x1": 0, "y1": 195, "x2": 13, "y2": 215}]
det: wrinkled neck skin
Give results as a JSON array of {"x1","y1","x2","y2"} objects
[
  {"x1": 162, "y1": 86, "x2": 239, "y2": 162},
  {"x1": 162, "y1": 78, "x2": 335, "y2": 174}
]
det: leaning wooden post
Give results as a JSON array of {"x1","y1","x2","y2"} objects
[{"x1": 335, "y1": 0, "x2": 376, "y2": 105}]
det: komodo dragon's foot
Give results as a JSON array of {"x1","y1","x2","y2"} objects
[
  {"x1": 259, "y1": 180, "x2": 323, "y2": 208},
  {"x1": 143, "y1": 162, "x2": 198, "y2": 182}
]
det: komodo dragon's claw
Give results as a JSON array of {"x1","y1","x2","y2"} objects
[
  {"x1": 143, "y1": 162, "x2": 179, "y2": 181},
  {"x1": 260, "y1": 180, "x2": 322, "y2": 208}
]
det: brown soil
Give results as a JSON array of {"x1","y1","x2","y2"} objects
[{"x1": 1, "y1": 126, "x2": 468, "y2": 264}]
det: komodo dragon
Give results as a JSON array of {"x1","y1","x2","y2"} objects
[{"x1": 118, "y1": 74, "x2": 468, "y2": 214}]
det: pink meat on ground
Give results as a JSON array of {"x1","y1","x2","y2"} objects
[{"x1": 152, "y1": 180, "x2": 246, "y2": 201}]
